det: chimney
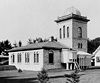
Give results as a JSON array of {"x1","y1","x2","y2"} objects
[{"x1": 51, "y1": 36, "x2": 54, "y2": 42}]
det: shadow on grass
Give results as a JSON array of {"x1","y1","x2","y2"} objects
[{"x1": 0, "y1": 77, "x2": 38, "y2": 83}]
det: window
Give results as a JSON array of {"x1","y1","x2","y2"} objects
[
  {"x1": 49, "y1": 50, "x2": 54, "y2": 64},
  {"x1": 11, "y1": 54, "x2": 15, "y2": 63},
  {"x1": 78, "y1": 43, "x2": 80, "y2": 48},
  {"x1": 67, "y1": 27, "x2": 69, "y2": 38},
  {"x1": 34, "y1": 52, "x2": 36, "y2": 63},
  {"x1": 78, "y1": 27, "x2": 82, "y2": 38},
  {"x1": 63, "y1": 25, "x2": 65, "y2": 38},
  {"x1": 78, "y1": 43, "x2": 82, "y2": 49},
  {"x1": 17, "y1": 53, "x2": 21, "y2": 63},
  {"x1": 37, "y1": 52, "x2": 39, "y2": 63},
  {"x1": 81, "y1": 43, "x2": 82, "y2": 48},
  {"x1": 96, "y1": 56, "x2": 100, "y2": 62},
  {"x1": 25, "y1": 52, "x2": 29, "y2": 63},
  {"x1": 59, "y1": 28, "x2": 62, "y2": 39},
  {"x1": 34, "y1": 52, "x2": 39, "y2": 63}
]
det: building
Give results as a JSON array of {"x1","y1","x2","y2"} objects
[
  {"x1": 8, "y1": 7, "x2": 91, "y2": 71},
  {"x1": 8, "y1": 41, "x2": 77, "y2": 71},
  {"x1": 55, "y1": 7, "x2": 89, "y2": 52},
  {"x1": 92, "y1": 45, "x2": 100, "y2": 66}
]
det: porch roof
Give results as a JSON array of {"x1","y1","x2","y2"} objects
[{"x1": 77, "y1": 51, "x2": 91, "y2": 56}]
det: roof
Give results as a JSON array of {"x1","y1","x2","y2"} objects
[
  {"x1": 92, "y1": 45, "x2": 100, "y2": 58},
  {"x1": 8, "y1": 41, "x2": 74, "y2": 52},
  {"x1": 65, "y1": 7, "x2": 81, "y2": 16},
  {"x1": 77, "y1": 51, "x2": 91, "y2": 56},
  {"x1": 55, "y1": 14, "x2": 90, "y2": 23}
]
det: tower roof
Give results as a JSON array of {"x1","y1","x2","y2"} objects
[
  {"x1": 55, "y1": 7, "x2": 90, "y2": 23},
  {"x1": 65, "y1": 7, "x2": 81, "y2": 16}
]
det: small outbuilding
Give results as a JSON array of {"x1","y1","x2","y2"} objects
[{"x1": 77, "y1": 51, "x2": 91, "y2": 69}]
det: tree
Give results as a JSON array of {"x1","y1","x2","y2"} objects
[
  {"x1": 36, "y1": 37, "x2": 43, "y2": 43},
  {"x1": 0, "y1": 40, "x2": 12, "y2": 55},
  {"x1": 27, "y1": 38, "x2": 33, "y2": 44},
  {"x1": 87, "y1": 37, "x2": 100, "y2": 54},
  {"x1": 13, "y1": 41, "x2": 18, "y2": 48},
  {"x1": 37, "y1": 68, "x2": 49, "y2": 83},
  {"x1": 65, "y1": 69, "x2": 80, "y2": 83}
]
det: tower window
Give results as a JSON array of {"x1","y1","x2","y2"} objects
[
  {"x1": 78, "y1": 43, "x2": 82, "y2": 48},
  {"x1": 67, "y1": 27, "x2": 69, "y2": 38},
  {"x1": 63, "y1": 25, "x2": 65, "y2": 38},
  {"x1": 78, "y1": 27, "x2": 82, "y2": 38},
  {"x1": 59, "y1": 28, "x2": 62, "y2": 39},
  {"x1": 49, "y1": 50, "x2": 54, "y2": 64}
]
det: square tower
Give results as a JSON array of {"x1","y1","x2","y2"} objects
[{"x1": 55, "y1": 7, "x2": 90, "y2": 52}]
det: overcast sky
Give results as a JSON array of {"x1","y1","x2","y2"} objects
[{"x1": 0, "y1": 0, "x2": 99, "y2": 45}]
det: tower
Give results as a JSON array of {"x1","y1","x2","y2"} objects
[{"x1": 55, "y1": 7, "x2": 90, "y2": 52}]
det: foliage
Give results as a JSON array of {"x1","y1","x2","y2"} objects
[
  {"x1": 0, "y1": 40, "x2": 12, "y2": 55},
  {"x1": 27, "y1": 38, "x2": 33, "y2": 44},
  {"x1": 13, "y1": 41, "x2": 18, "y2": 47},
  {"x1": 37, "y1": 68, "x2": 49, "y2": 83},
  {"x1": 87, "y1": 37, "x2": 100, "y2": 54},
  {"x1": 27, "y1": 36, "x2": 57, "y2": 45},
  {"x1": 18, "y1": 69, "x2": 23, "y2": 73},
  {"x1": 65, "y1": 69, "x2": 80, "y2": 83}
]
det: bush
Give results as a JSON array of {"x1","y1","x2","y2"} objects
[
  {"x1": 65, "y1": 69, "x2": 80, "y2": 83},
  {"x1": 37, "y1": 68, "x2": 49, "y2": 83},
  {"x1": 18, "y1": 69, "x2": 22, "y2": 73}
]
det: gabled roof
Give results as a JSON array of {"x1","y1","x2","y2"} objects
[
  {"x1": 92, "y1": 45, "x2": 100, "y2": 58},
  {"x1": 8, "y1": 41, "x2": 74, "y2": 52}
]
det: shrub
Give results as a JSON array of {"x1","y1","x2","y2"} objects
[
  {"x1": 65, "y1": 69, "x2": 80, "y2": 83},
  {"x1": 18, "y1": 69, "x2": 22, "y2": 73},
  {"x1": 37, "y1": 68, "x2": 49, "y2": 83}
]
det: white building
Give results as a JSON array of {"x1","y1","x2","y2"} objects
[
  {"x1": 8, "y1": 7, "x2": 91, "y2": 71},
  {"x1": 92, "y1": 46, "x2": 100, "y2": 66}
]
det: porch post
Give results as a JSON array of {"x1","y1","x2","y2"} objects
[{"x1": 66, "y1": 63, "x2": 69, "y2": 70}]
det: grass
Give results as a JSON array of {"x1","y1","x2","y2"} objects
[{"x1": 1, "y1": 68, "x2": 100, "y2": 83}]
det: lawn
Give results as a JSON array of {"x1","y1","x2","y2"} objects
[
  {"x1": 0, "y1": 69, "x2": 100, "y2": 83},
  {"x1": 79, "y1": 69, "x2": 100, "y2": 83}
]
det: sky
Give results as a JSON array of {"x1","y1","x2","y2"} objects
[{"x1": 0, "y1": 0, "x2": 100, "y2": 45}]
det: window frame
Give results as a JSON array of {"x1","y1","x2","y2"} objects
[
  {"x1": 67, "y1": 27, "x2": 69, "y2": 38},
  {"x1": 25, "y1": 52, "x2": 30, "y2": 63},
  {"x1": 78, "y1": 27, "x2": 82, "y2": 38},
  {"x1": 59, "y1": 28, "x2": 62, "y2": 39},
  {"x1": 63, "y1": 25, "x2": 65, "y2": 38},
  {"x1": 48, "y1": 50, "x2": 54, "y2": 64},
  {"x1": 11, "y1": 53, "x2": 15, "y2": 63},
  {"x1": 34, "y1": 52, "x2": 39, "y2": 63},
  {"x1": 17, "y1": 53, "x2": 21, "y2": 63}
]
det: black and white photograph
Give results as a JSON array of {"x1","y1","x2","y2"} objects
[{"x1": 0, "y1": 0, "x2": 100, "y2": 83}]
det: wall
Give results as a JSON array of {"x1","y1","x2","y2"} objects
[
  {"x1": 72, "y1": 19, "x2": 87, "y2": 52},
  {"x1": 9, "y1": 49, "x2": 43, "y2": 71},
  {"x1": 57, "y1": 19, "x2": 73, "y2": 48},
  {"x1": 78, "y1": 55, "x2": 91, "y2": 67},
  {"x1": 43, "y1": 49, "x2": 62, "y2": 70},
  {"x1": 61, "y1": 49, "x2": 77, "y2": 63}
]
